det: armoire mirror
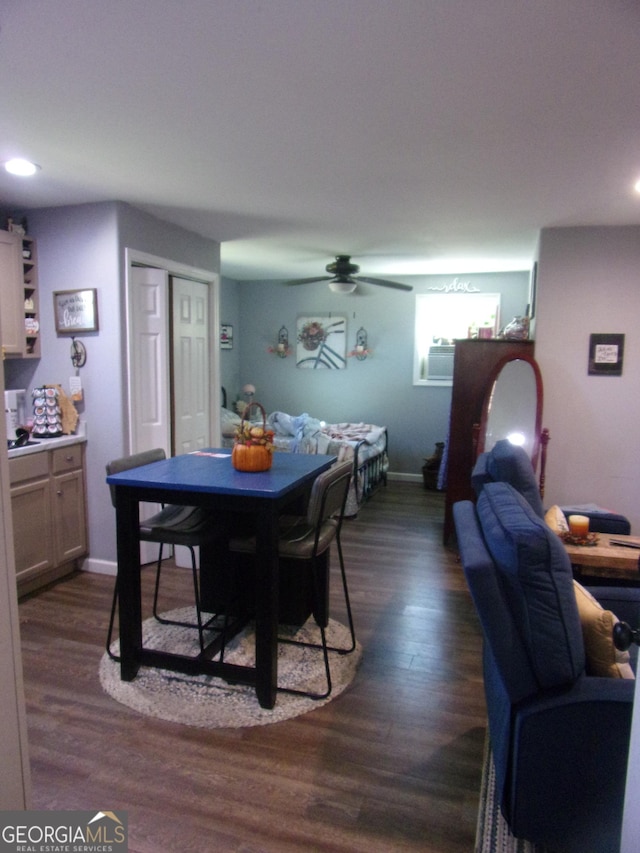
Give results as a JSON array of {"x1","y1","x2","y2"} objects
[{"x1": 475, "y1": 354, "x2": 546, "y2": 477}]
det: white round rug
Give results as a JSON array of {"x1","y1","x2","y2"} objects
[{"x1": 100, "y1": 607, "x2": 362, "y2": 728}]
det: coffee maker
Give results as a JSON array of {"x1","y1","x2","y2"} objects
[{"x1": 4, "y1": 389, "x2": 27, "y2": 440}]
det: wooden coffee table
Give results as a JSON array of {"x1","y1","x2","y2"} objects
[{"x1": 563, "y1": 534, "x2": 640, "y2": 583}]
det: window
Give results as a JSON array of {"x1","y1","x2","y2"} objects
[{"x1": 413, "y1": 292, "x2": 501, "y2": 386}]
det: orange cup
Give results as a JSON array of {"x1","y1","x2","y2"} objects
[{"x1": 568, "y1": 515, "x2": 590, "y2": 537}]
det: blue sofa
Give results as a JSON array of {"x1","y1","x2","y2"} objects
[{"x1": 454, "y1": 481, "x2": 639, "y2": 852}]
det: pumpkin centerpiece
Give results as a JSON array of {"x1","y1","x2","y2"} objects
[{"x1": 232, "y1": 402, "x2": 275, "y2": 472}]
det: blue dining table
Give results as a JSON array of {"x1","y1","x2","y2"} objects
[{"x1": 106, "y1": 448, "x2": 336, "y2": 708}]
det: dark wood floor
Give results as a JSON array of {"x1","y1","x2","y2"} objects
[{"x1": 18, "y1": 482, "x2": 487, "y2": 853}]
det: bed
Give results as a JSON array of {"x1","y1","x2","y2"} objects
[{"x1": 220, "y1": 405, "x2": 388, "y2": 515}]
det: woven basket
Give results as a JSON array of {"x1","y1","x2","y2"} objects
[{"x1": 232, "y1": 402, "x2": 274, "y2": 472}]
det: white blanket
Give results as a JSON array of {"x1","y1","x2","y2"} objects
[
  {"x1": 321, "y1": 422, "x2": 384, "y2": 445},
  {"x1": 266, "y1": 411, "x2": 323, "y2": 452}
]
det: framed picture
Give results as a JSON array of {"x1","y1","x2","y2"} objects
[
  {"x1": 588, "y1": 333, "x2": 624, "y2": 376},
  {"x1": 53, "y1": 288, "x2": 99, "y2": 334},
  {"x1": 220, "y1": 324, "x2": 233, "y2": 349},
  {"x1": 296, "y1": 315, "x2": 347, "y2": 369}
]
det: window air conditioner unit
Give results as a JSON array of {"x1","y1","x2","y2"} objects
[{"x1": 426, "y1": 345, "x2": 455, "y2": 380}]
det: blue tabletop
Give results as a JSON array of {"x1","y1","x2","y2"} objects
[{"x1": 106, "y1": 449, "x2": 337, "y2": 499}]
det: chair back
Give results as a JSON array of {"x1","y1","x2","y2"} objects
[
  {"x1": 472, "y1": 438, "x2": 545, "y2": 517},
  {"x1": 106, "y1": 448, "x2": 166, "y2": 507},
  {"x1": 306, "y1": 461, "x2": 352, "y2": 531}
]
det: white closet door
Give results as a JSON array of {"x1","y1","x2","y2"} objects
[
  {"x1": 171, "y1": 277, "x2": 210, "y2": 454},
  {"x1": 128, "y1": 266, "x2": 170, "y2": 565},
  {"x1": 129, "y1": 266, "x2": 170, "y2": 454}
]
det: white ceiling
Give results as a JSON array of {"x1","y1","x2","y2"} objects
[{"x1": 1, "y1": 0, "x2": 639, "y2": 282}]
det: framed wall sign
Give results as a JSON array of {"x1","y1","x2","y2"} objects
[
  {"x1": 53, "y1": 288, "x2": 99, "y2": 334},
  {"x1": 220, "y1": 324, "x2": 233, "y2": 349},
  {"x1": 588, "y1": 333, "x2": 624, "y2": 376}
]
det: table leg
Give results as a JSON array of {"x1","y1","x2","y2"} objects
[
  {"x1": 115, "y1": 489, "x2": 143, "y2": 681},
  {"x1": 254, "y1": 503, "x2": 279, "y2": 709},
  {"x1": 199, "y1": 536, "x2": 232, "y2": 613}
]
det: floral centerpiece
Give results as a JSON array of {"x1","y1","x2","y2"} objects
[{"x1": 232, "y1": 402, "x2": 275, "y2": 471}]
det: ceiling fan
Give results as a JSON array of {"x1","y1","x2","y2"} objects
[{"x1": 285, "y1": 255, "x2": 413, "y2": 293}]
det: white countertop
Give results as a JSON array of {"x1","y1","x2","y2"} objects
[{"x1": 7, "y1": 426, "x2": 87, "y2": 459}]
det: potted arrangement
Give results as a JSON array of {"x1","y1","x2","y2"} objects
[{"x1": 232, "y1": 403, "x2": 275, "y2": 472}]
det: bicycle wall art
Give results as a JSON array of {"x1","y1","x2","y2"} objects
[{"x1": 296, "y1": 316, "x2": 347, "y2": 369}]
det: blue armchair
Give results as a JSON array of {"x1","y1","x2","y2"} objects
[
  {"x1": 472, "y1": 438, "x2": 630, "y2": 534},
  {"x1": 454, "y1": 481, "x2": 639, "y2": 852}
]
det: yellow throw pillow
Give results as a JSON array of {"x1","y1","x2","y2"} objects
[
  {"x1": 545, "y1": 504, "x2": 569, "y2": 534},
  {"x1": 573, "y1": 581, "x2": 634, "y2": 679}
]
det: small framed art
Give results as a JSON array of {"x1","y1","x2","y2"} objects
[
  {"x1": 53, "y1": 289, "x2": 99, "y2": 334},
  {"x1": 588, "y1": 333, "x2": 624, "y2": 376},
  {"x1": 220, "y1": 324, "x2": 233, "y2": 349}
]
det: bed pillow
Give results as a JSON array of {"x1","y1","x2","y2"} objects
[{"x1": 573, "y1": 581, "x2": 634, "y2": 679}]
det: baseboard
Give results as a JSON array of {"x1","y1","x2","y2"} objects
[
  {"x1": 83, "y1": 557, "x2": 117, "y2": 576},
  {"x1": 387, "y1": 471, "x2": 426, "y2": 484},
  {"x1": 388, "y1": 471, "x2": 444, "y2": 491}
]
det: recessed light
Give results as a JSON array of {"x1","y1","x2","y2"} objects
[
  {"x1": 4, "y1": 158, "x2": 41, "y2": 177},
  {"x1": 634, "y1": 178, "x2": 640, "y2": 193}
]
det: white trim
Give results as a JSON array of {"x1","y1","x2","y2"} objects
[
  {"x1": 124, "y1": 248, "x2": 221, "y2": 450},
  {"x1": 82, "y1": 557, "x2": 117, "y2": 576},
  {"x1": 387, "y1": 471, "x2": 423, "y2": 484}
]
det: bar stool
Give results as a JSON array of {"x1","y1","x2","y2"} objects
[
  {"x1": 229, "y1": 460, "x2": 356, "y2": 699},
  {"x1": 105, "y1": 448, "x2": 224, "y2": 660}
]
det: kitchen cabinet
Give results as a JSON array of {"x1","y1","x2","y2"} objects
[
  {"x1": 9, "y1": 440, "x2": 87, "y2": 597},
  {"x1": 22, "y1": 235, "x2": 40, "y2": 357},
  {"x1": 51, "y1": 445, "x2": 87, "y2": 566},
  {"x1": 9, "y1": 452, "x2": 52, "y2": 583},
  {"x1": 0, "y1": 229, "x2": 25, "y2": 357},
  {"x1": 0, "y1": 229, "x2": 41, "y2": 359}
]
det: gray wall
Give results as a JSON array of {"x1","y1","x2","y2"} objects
[
  {"x1": 535, "y1": 225, "x2": 640, "y2": 532},
  {"x1": 5, "y1": 201, "x2": 220, "y2": 566},
  {"x1": 223, "y1": 271, "x2": 530, "y2": 475}
]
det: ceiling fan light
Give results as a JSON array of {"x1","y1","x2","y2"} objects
[{"x1": 329, "y1": 280, "x2": 357, "y2": 294}]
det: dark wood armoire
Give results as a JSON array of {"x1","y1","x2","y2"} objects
[{"x1": 443, "y1": 338, "x2": 535, "y2": 544}]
